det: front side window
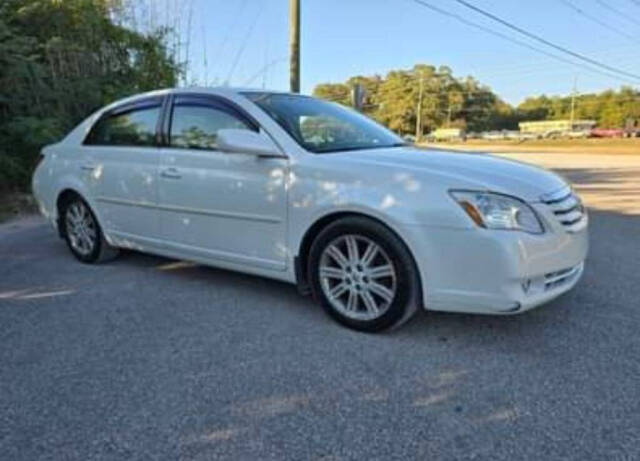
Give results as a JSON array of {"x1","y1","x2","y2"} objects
[
  {"x1": 245, "y1": 92, "x2": 406, "y2": 153},
  {"x1": 86, "y1": 103, "x2": 160, "y2": 147},
  {"x1": 169, "y1": 102, "x2": 253, "y2": 150}
]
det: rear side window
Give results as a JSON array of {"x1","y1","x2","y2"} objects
[
  {"x1": 169, "y1": 97, "x2": 255, "y2": 150},
  {"x1": 85, "y1": 101, "x2": 161, "y2": 147}
]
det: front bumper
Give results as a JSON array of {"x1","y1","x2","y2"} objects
[{"x1": 403, "y1": 212, "x2": 588, "y2": 315}]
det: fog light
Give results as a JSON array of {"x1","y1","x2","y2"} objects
[{"x1": 521, "y1": 279, "x2": 532, "y2": 294}]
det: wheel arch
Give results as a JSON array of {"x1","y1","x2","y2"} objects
[
  {"x1": 295, "y1": 211, "x2": 423, "y2": 306},
  {"x1": 55, "y1": 188, "x2": 101, "y2": 239}
]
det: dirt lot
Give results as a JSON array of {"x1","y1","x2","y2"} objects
[
  {"x1": 423, "y1": 138, "x2": 640, "y2": 155},
  {"x1": 492, "y1": 152, "x2": 640, "y2": 215},
  {"x1": 420, "y1": 147, "x2": 640, "y2": 216}
]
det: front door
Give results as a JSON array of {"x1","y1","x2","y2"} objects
[{"x1": 158, "y1": 94, "x2": 288, "y2": 271}]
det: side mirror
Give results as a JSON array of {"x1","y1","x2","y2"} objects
[{"x1": 217, "y1": 129, "x2": 285, "y2": 158}]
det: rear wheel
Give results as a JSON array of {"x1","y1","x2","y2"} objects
[
  {"x1": 61, "y1": 196, "x2": 118, "y2": 263},
  {"x1": 308, "y1": 217, "x2": 419, "y2": 332}
]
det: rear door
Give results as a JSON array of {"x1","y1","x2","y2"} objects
[
  {"x1": 157, "y1": 94, "x2": 288, "y2": 270},
  {"x1": 82, "y1": 97, "x2": 164, "y2": 244}
]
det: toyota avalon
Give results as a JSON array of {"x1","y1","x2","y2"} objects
[{"x1": 32, "y1": 88, "x2": 588, "y2": 331}]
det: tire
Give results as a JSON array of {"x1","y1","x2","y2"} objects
[
  {"x1": 308, "y1": 216, "x2": 420, "y2": 332},
  {"x1": 60, "y1": 195, "x2": 119, "y2": 264}
]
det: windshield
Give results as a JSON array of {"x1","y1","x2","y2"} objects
[{"x1": 244, "y1": 92, "x2": 406, "y2": 153}]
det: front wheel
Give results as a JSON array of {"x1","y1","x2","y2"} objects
[{"x1": 308, "y1": 217, "x2": 420, "y2": 332}]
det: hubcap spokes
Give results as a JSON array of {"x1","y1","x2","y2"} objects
[
  {"x1": 65, "y1": 202, "x2": 96, "y2": 256},
  {"x1": 319, "y1": 235, "x2": 397, "y2": 321}
]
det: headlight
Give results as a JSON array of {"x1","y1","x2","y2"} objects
[{"x1": 450, "y1": 190, "x2": 544, "y2": 234}]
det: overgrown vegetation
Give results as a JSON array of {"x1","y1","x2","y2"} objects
[
  {"x1": 313, "y1": 65, "x2": 640, "y2": 135},
  {"x1": 313, "y1": 64, "x2": 518, "y2": 135},
  {"x1": 0, "y1": 0, "x2": 180, "y2": 194}
]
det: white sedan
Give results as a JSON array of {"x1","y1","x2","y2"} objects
[{"x1": 32, "y1": 88, "x2": 588, "y2": 332}]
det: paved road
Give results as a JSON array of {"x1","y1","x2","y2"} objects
[{"x1": 2, "y1": 154, "x2": 640, "y2": 460}]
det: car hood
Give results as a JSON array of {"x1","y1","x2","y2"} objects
[{"x1": 334, "y1": 147, "x2": 567, "y2": 202}]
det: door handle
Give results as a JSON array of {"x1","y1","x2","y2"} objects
[
  {"x1": 160, "y1": 168, "x2": 182, "y2": 179},
  {"x1": 80, "y1": 163, "x2": 96, "y2": 171}
]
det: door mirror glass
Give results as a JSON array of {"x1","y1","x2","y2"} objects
[{"x1": 217, "y1": 129, "x2": 284, "y2": 158}]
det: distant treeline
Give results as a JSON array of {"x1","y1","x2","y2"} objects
[
  {"x1": 313, "y1": 64, "x2": 640, "y2": 135},
  {"x1": 0, "y1": 0, "x2": 180, "y2": 193},
  {"x1": 519, "y1": 89, "x2": 640, "y2": 129}
]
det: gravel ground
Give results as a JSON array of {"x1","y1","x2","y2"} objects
[{"x1": 1, "y1": 154, "x2": 639, "y2": 460}]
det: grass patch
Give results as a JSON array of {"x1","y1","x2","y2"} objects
[{"x1": 0, "y1": 192, "x2": 38, "y2": 223}]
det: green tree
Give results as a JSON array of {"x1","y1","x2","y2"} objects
[
  {"x1": 313, "y1": 83, "x2": 351, "y2": 106},
  {"x1": 0, "y1": 0, "x2": 180, "y2": 193},
  {"x1": 516, "y1": 87, "x2": 640, "y2": 128},
  {"x1": 313, "y1": 64, "x2": 518, "y2": 135}
]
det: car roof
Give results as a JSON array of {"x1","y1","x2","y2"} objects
[
  {"x1": 123, "y1": 87, "x2": 294, "y2": 103},
  {"x1": 101, "y1": 87, "x2": 303, "y2": 114},
  {"x1": 173, "y1": 87, "x2": 292, "y2": 96}
]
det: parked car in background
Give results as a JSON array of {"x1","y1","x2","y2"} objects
[
  {"x1": 427, "y1": 127, "x2": 466, "y2": 142},
  {"x1": 591, "y1": 128, "x2": 625, "y2": 138},
  {"x1": 503, "y1": 130, "x2": 521, "y2": 140},
  {"x1": 517, "y1": 132, "x2": 540, "y2": 140},
  {"x1": 543, "y1": 130, "x2": 564, "y2": 139},
  {"x1": 566, "y1": 130, "x2": 591, "y2": 139},
  {"x1": 482, "y1": 130, "x2": 506, "y2": 140},
  {"x1": 624, "y1": 118, "x2": 639, "y2": 138},
  {"x1": 32, "y1": 88, "x2": 588, "y2": 332}
]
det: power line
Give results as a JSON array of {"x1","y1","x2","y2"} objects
[
  {"x1": 212, "y1": 0, "x2": 248, "y2": 82},
  {"x1": 201, "y1": 21, "x2": 209, "y2": 86},
  {"x1": 452, "y1": 0, "x2": 640, "y2": 81},
  {"x1": 225, "y1": 3, "x2": 264, "y2": 84},
  {"x1": 559, "y1": 0, "x2": 640, "y2": 43},
  {"x1": 462, "y1": 41, "x2": 640, "y2": 75},
  {"x1": 407, "y1": 0, "x2": 638, "y2": 85},
  {"x1": 466, "y1": 51, "x2": 640, "y2": 78},
  {"x1": 243, "y1": 57, "x2": 288, "y2": 86},
  {"x1": 595, "y1": 0, "x2": 640, "y2": 27},
  {"x1": 385, "y1": 47, "x2": 640, "y2": 82}
]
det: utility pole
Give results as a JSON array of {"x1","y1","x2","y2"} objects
[
  {"x1": 289, "y1": 0, "x2": 300, "y2": 93},
  {"x1": 415, "y1": 72, "x2": 424, "y2": 141},
  {"x1": 570, "y1": 75, "x2": 578, "y2": 128}
]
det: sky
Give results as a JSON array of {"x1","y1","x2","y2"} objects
[{"x1": 152, "y1": 0, "x2": 640, "y2": 105}]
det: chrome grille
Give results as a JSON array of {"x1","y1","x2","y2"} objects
[{"x1": 541, "y1": 187, "x2": 587, "y2": 233}]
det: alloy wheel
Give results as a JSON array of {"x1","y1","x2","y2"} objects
[
  {"x1": 65, "y1": 201, "x2": 97, "y2": 256},
  {"x1": 318, "y1": 234, "x2": 397, "y2": 321}
]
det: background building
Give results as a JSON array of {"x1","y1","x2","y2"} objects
[{"x1": 519, "y1": 119, "x2": 596, "y2": 134}]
